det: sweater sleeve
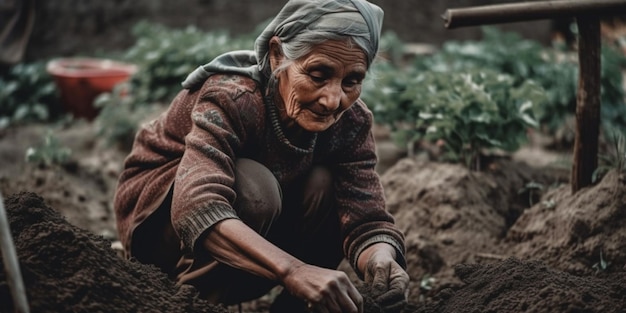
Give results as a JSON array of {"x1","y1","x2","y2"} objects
[
  {"x1": 332, "y1": 101, "x2": 407, "y2": 276},
  {"x1": 170, "y1": 76, "x2": 262, "y2": 253}
]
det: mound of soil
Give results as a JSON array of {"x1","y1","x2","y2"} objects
[
  {"x1": 419, "y1": 258, "x2": 626, "y2": 313},
  {"x1": 381, "y1": 157, "x2": 626, "y2": 312},
  {"x1": 0, "y1": 192, "x2": 228, "y2": 313}
]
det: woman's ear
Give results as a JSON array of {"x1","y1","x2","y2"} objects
[{"x1": 268, "y1": 36, "x2": 283, "y2": 72}]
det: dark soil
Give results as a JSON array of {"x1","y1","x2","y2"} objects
[
  {"x1": 1, "y1": 121, "x2": 626, "y2": 312},
  {"x1": 0, "y1": 192, "x2": 228, "y2": 313}
]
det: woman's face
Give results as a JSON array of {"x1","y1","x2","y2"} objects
[{"x1": 271, "y1": 39, "x2": 368, "y2": 132}]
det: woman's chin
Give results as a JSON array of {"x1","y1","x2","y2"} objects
[{"x1": 298, "y1": 119, "x2": 335, "y2": 133}]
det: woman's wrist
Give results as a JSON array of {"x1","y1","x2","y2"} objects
[{"x1": 356, "y1": 242, "x2": 397, "y2": 274}]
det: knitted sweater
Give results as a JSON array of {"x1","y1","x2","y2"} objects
[{"x1": 114, "y1": 74, "x2": 406, "y2": 272}]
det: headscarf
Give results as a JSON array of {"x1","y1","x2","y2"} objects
[{"x1": 181, "y1": 0, "x2": 384, "y2": 89}]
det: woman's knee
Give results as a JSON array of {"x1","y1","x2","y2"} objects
[
  {"x1": 302, "y1": 166, "x2": 333, "y2": 214},
  {"x1": 233, "y1": 158, "x2": 282, "y2": 235}
]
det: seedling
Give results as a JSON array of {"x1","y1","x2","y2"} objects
[
  {"x1": 593, "y1": 128, "x2": 626, "y2": 182},
  {"x1": 592, "y1": 251, "x2": 611, "y2": 274},
  {"x1": 25, "y1": 130, "x2": 72, "y2": 167},
  {"x1": 541, "y1": 199, "x2": 556, "y2": 209}
]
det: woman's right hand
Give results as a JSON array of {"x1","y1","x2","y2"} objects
[{"x1": 282, "y1": 263, "x2": 363, "y2": 313}]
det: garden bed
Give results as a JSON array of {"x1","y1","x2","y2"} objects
[{"x1": 1, "y1": 120, "x2": 626, "y2": 312}]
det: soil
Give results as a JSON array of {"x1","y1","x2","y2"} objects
[{"x1": 1, "y1": 117, "x2": 626, "y2": 313}]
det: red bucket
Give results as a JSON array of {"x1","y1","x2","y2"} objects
[{"x1": 47, "y1": 58, "x2": 138, "y2": 120}]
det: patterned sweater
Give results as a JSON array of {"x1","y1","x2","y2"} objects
[{"x1": 114, "y1": 74, "x2": 406, "y2": 272}]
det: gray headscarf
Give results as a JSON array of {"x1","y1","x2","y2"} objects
[{"x1": 181, "y1": 0, "x2": 384, "y2": 89}]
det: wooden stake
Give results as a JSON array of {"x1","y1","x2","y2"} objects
[
  {"x1": 571, "y1": 16, "x2": 601, "y2": 193},
  {"x1": 0, "y1": 193, "x2": 30, "y2": 313}
]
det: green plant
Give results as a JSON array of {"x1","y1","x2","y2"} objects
[
  {"x1": 593, "y1": 127, "x2": 626, "y2": 182},
  {"x1": 25, "y1": 130, "x2": 72, "y2": 167},
  {"x1": 93, "y1": 83, "x2": 157, "y2": 150},
  {"x1": 592, "y1": 250, "x2": 611, "y2": 274},
  {"x1": 541, "y1": 198, "x2": 556, "y2": 209},
  {"x1": 599, "y1": 44, "x2": 626, "y2": 135},
  {"x1": 0, "y1": 61, "x2": 63, "y2": 128},
  {"x1": 121, "y1": 21, "x2": 255, "y2": 107},
  {"x1": 365, "y1": 68, "x2": 545, "y2": 170},
  {"x1": 410, "y1": 27, "x2": 626, "y2": 135}
]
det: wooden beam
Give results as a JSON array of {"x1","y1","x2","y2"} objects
[{"x1": 442, "y1": 0, "x2": 626, "y2": 29}]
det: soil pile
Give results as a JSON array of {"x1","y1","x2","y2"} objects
[
  {"x1": 419, "y1": 258, "x2": 626, "y2": 313},
  {"x1": 381, "y1": 157, "x2": 626, "y2": 313},
  {"x1": 0, "y1": 192, "x2": 228, "y2": 313}
]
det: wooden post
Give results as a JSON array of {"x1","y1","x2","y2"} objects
[
  {"x1": 571, "y1": 16, "x2": 601, "y2": 193},
  {"x1": 442, "y1": 0, "x2": 626, "y2": 193}
]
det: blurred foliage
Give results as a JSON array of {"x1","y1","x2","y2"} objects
[
  {"x1": 0, "y1": 61, "x2": 63, "y2": 128},
  {"x1": 363, "y1": 67, "x2": 545, "y2": 169},
  {"x1": 120, "y1": 20, "x2": 255, "y2": 106},
  {"x1": 93, "y1": 21, "x2": 257, "y2": 147},
  {"x1": 3, "y1": 21, "x2": 626, "y2": 169},
  {"x1": 406, "y1": 26, "x2": 626, "y2": 134},
  {"x1": 362, "y1": 26, "x2": 626, "y2": 168},
  {"x1": 594, "y1": 125, "x2": 626, "y2": 182},
  {"x1": 25, "y1": 129, "x2": 72, "y2": 167}
]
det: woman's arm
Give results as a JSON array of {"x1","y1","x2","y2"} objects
[
  {"x1": 202, "y1": 218, "x2": 300, "y2": 280},
  {"x1": 203, "y1": 218, "x2": 365, "y2": 313}
]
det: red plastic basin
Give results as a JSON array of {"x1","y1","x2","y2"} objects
[{"x1": 47, "y1": 58, "x2": 138, "y2": 120}]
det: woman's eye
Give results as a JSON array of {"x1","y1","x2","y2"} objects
[
  {"x1": 309, "y1": 73, "x2": 325, "y2": 82},
  {"x1": 343, "y1": 78, "x2": 362, "y2": 88},
  {"x1": 344, "y1": 80, "x2": 358, "y2": 87}
]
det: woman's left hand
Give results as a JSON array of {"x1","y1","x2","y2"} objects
[{"x1": 358, "y1": 243, "x2": 409, "y2": 312}]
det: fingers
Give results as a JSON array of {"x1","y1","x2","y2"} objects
[
  {"x1": 325, "y1": 278, "x2": 362, "y2": 313},
  {"x1": 296, "y1": 267, "x2": 362, "y2": 313},
  {"x1": 346, "y1": 283, "x2": 364, "y2": 313},
  {"x1": 375, "y1": 264, "x2": 410, "y2": 312},
  {"x1": 371, "y1": 264, "x2": 390, "y2": 295}
]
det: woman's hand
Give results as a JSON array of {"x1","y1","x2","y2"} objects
[
  {"x1": 282, "y1": 263, "x2": 363, "y2": 313},
  {"x1": 358, "y1": 243, "x2": 409, "y2": 312}
]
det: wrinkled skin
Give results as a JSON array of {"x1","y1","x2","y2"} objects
[
  {"x1": 269, "y1": 37, "x2": 367, "y2": 134},
  {"x1": 359, "y1": 243, "x2": 410, "y2": 313}
]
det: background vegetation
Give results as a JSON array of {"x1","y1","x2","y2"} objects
[{"x1": 2, "y1": 21, "x2": 625, "y2": 170}]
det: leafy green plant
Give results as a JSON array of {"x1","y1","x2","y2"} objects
[
  {"x1": 121, "y1": 21, "x2": 255, "y2": 107},
  {"x1": 93, "y1": 21, "x2": 262, "y2": 148},
  {"x1": 364, "y1": 68, "x2": 545, "y2": 170},
  {"x1": 0, "y1": 61, "x2": 63, "y2": 128},
  {"x1": 25, "y1": 130, "x2": 72, "y2": 167},
  {"x1": 409, "y1": 27, "x2": 626, "y2": 135}
]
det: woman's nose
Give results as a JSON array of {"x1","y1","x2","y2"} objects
[{"x1": 318, "y1": 82, "x2": 342, "y2": 112}]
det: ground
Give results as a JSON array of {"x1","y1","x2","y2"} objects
[{"x1": 1, "y1": 116, "x2": 626, "y2": 312}]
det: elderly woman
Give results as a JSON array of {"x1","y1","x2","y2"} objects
[{"x1": 114, "y1": 0, "x2": 409, "y2": 312}]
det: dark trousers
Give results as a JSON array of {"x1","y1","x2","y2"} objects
[{"x1": 132, "y1": 158, "x2": 343, "y2": 307}]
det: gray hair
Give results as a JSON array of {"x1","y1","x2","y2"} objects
[
  {"x1": 255, "y1": 0, "x2": 384, "y2": 80},
  {"x1": 180, "y1": 0, "x2": 384, "y2": 90}
]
